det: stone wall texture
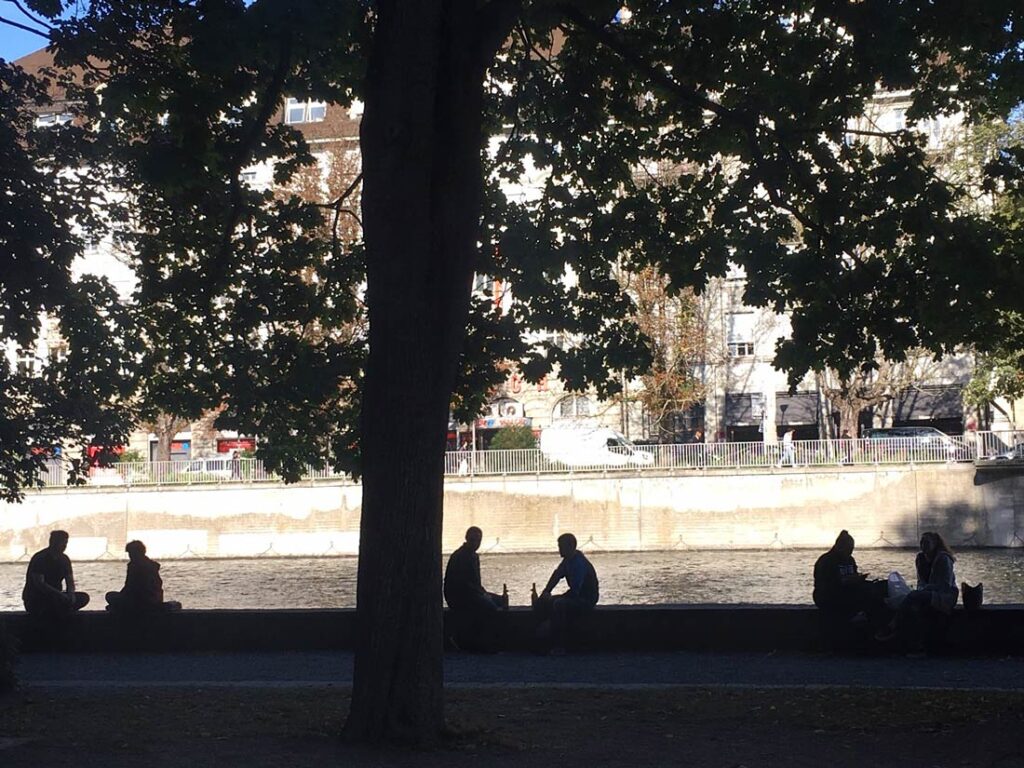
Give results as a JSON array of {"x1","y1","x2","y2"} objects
[{"x1": 2, "y1": 465, "x2": 1022, "y2": 562}]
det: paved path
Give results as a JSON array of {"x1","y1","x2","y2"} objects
[{"x1": 15, "y1": 651, "x2": 1024, "y2": 690}]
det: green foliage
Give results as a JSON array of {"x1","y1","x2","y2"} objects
[
  {"x1": 115, "y1": 449, "x2": 145, "y2": 463},
  {"x1": 488, "y1": 426, "x2": 537, "y2": 450},
  {"x1": 1, "y1": 0, "x2": 1023, "y2": 501},
  {"x1": 484, "y1": 1, "x2": 1024, "y2": 390},
  {"x1": 964, "y1": 312, "x2": 1024, "y2": 414},
  {"x1": 0, "y1": 60, "x2": 137, "y2": 500}
]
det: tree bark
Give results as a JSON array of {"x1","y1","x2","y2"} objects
[
  {"x1": 149, "y1": 414, "x2": 188, "y2": 462},
  {"x1": 344, "y1": 0, "x2": 518, "y2": 744}
]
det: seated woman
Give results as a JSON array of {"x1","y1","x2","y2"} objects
[
  {"x1": 876, "y1": 532, "x2": 958, "y2": 650},
  {"x1": 105, "y1": 541, "x2": 181, "y2": 613}
]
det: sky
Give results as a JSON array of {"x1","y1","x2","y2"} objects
[{"x1": 0, "y1": 11, "x2": 50, "y2": 61}]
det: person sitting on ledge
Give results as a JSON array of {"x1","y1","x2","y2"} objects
[
  {"x1": 534, "y1": 533, "x2": 599, "y2": 654},
  {"x1": 23, "y1": 530, "x2": 90, "y2": 617},
  {"x1": 813, "y1": 530, "x2": 885, "y2": 622},
  {"x1": 875, "y1": 531, "x2": 958, "y2": 651},
  {"x1": 443, "y1": 526, "x2": 505, "y2": 650},
  {"x1": 106, "y1": 540, "x2": 181, "y2": 614}
]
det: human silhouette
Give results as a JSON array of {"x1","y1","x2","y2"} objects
[
  {"x1": 106, "y1": 540, "x2": 181, "y2": 613},
  {"x1": 876, "y1": 531, "x2": 958, "y2": 651},
  {"x1": 443, "y1": 527, "x2": 505, "y2": 650},
  {"x1": 779, "y1": 428, "x2": 796, "y2": 467},
  {"x1": 22, "y1": 530, "x2": 90, "y2": 617},
  {"x1": 534, "y1": 533, "x2": 599, "y2": 653},
  {"x1": 813, "y1": 530, "x2": 886, "y2": 635}
]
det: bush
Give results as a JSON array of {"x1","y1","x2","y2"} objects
[
  {"x1": 0, "y1": 619, "x2": 17, "y2": 693},
  {"x1": 115, "y1": 449, "x2": 145, "y2": 463},
  {"x1": 488, "y1": 426, "x2": 537, "y2": 450}
]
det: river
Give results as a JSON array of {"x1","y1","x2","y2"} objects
[{"x1": 2, "y1": 549, "x2": 1022, "y2": 611}]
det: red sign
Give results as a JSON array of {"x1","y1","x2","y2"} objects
[{"x1": 217, "y1": 438, "x2": 256, "y2": 453}]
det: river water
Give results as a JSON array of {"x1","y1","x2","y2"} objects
[{"x1": 3, "y1": 549, "x2": 1023, "y2": 611}]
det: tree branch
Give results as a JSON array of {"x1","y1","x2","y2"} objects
[
  {"x1": 0, "y1": 12, "x2": 48, "y2": 38},
  {"x1": 4, "y1": 0, "x2": 51, "y2": 30}
]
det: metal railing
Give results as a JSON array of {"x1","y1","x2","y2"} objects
[{"x1": 29, "y1": 430, "x2": 1023, "y2": 490}]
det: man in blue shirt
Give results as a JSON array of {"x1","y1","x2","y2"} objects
[{"x1": 536, "y1": 533, "x2": 599, "y2": 652}]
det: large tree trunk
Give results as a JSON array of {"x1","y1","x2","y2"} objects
[{"x1": 344, "y1": 1, "x2": 517, "y2": 744}]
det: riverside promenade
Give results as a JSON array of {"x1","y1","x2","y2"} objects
[{"x1": 4, "y1": 649, "x2": 1024, "y2": 767}]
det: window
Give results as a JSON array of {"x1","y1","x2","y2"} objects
[
  {"x1": 554, "y1": 395, "x2": 592, "y2": 419},
  {"x1": 239, "y1": 170, "x2": 257, "y2": 183},
  {"x1": 35, "y1": 112, "x2": 72, "y2": 128},
  {"x1": 285, "y1": 98, "x2": 327, "y2": 124},
  {"x1": 48, "y1": 344, "x2": 68, "y2": 365},
  {"x1": 16, "y1": 350, "x2": 39, "y2": 377},
  {"x1": 472, "y1": 273, "x2": 492, "y2": 294},
  {"x1": 727, "y1": 312, "x2": 755, "y2": 357},
  {"x1": 728, "y1": 341, "x2": 755, "y2": 357}
]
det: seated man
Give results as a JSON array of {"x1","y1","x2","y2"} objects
[
  {"x1": 443, "y1": 527, "x2": 504, "y2": 650},
  {"x1": 105, "y1": 540, "x2": 181, "y2": 613},
  {"x1": 813, "y1": 530, "x2": 885, "y2": 625},
  {"x1": 23, "y1": 530, "x2": 90, "y2": 617},
  {"x1": 535, "y1": 533, "x2": 599, "y2": 653}
]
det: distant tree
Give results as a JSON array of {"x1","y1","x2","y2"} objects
[
  {"x1": 963, "y1": 312, "x2": 1024, "y2": 428},
  {"x1": 617, "y1": 266, "x2": 705, "y2": 440},
  {"x1": 488, "y1": 425, "x2": 536, "y2": 450},
  {"x1": 140, "y1": 413, "x2": 191, "y2": 463},
  {"x1": 819, "y1": 352, "x2": 947, "y2": 439}
]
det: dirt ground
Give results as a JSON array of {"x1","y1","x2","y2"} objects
[{"x1": 2, "y1": 686, "x2": 1024, "y2": 767}]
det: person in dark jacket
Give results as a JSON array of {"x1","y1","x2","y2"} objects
[
  {"x1": 443, "y1": 527, "x2": 504, "y2": 650},
  {"x1": 814, "y1": 530, "x2": 870, "y2": 615},
  {"x1": 535, "y1": 533, "x2": 599, "y2": 653},
  {"x1": 105, "y1": 541, "x2": 181, "y2": 613},
  {"x1": 813, "y1": 530, "x2": 887, "y2": 641},
  {"x1": 23, "y1": 530, "x2": 90, "y2": 617}
]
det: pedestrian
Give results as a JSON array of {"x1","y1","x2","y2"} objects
[{"x1": 779, "y1": 428, "x2": 796, "y2": 467}]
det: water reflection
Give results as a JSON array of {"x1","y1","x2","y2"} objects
[{"x1": 1, "y1": 549, "x2": 1022, "y2": 611}]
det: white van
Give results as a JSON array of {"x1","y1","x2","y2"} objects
[
  {"x1": 539, "y1": 424, "x2": 654, "y2": 468},
  {"x1": 181, "y1": 456, "x2": 233, "y2": 479}
]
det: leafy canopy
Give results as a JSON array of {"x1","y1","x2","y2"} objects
[{"x1": 1, "y1": 0, "x2": 1023, "y2": 498}]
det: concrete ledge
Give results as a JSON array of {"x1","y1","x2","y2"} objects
[{"x1": 3, "y1": 605, "x2": 1024, "y2": 655}]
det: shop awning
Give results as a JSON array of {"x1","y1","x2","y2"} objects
[
  {"x1": 776, "y1": 391, "x2": 819, "y2": 425},
  {"x1": 893, "y1": 386, "x2": 963, "y2": 422}
]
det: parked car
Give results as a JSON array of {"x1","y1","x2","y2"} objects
[
  {"x1": 978, "y1": 442, "x2": 1024, "y2": 462},
  {"x1": 864, "y1": 427, "x2": 971, "y2": 461},
  {"x1": 181, "y1": 456, "x2": 233, "y2": 479}
]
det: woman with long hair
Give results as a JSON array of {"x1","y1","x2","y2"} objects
[{"x1": 876, "y1": 531, "x2": 959, "y2": 651}]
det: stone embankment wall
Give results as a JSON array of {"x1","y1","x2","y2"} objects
[{"x1": 1, "y1": 465, "x2": 1022, "y2": 562}]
